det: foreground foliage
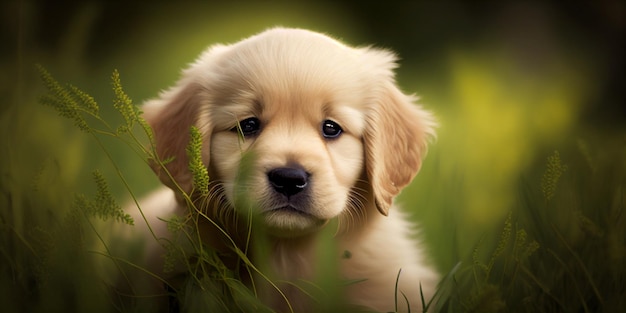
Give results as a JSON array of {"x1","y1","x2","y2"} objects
[{"x1": 0, "y1": 69, "x2": 623, "y2": 312}]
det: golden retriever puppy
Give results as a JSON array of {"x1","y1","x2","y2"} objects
[{"x1": 133, "y1": 27, "x2": 438, "y2": 312}]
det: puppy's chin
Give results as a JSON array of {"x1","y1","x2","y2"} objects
[{"x1": 262, "y1": 208, "x2": 327, "y2": 237}]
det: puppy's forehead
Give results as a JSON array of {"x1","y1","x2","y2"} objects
[
  {"x1": 243, "y1": 28, "x2": 348, "y2": 51},
  {"x1": 209, "y1": 29, "x2": 372, "y2": 130},
  {"x1": 214, "y1": 30, "x2": 372, "y2": 94}
]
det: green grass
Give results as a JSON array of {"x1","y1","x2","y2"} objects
[
  {"x1": 428, "y1": 146, "x2": 626, "y2": 313},
  {"x1": 1, "y1": 65, "x2": 624, "y2": 313}
]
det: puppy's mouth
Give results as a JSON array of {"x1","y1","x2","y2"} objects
[
  {"x1": 262, "y1": 204, "x2": 326, "y2": 236},
  {"x1": 267, "y1": 205, "x2": 312, "y2": 216}
]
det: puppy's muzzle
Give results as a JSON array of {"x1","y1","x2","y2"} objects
[{"x1": 267, "y1": 167, "x2": 309, "y2": 197}]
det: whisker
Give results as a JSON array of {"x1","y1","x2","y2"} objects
[{"x1": 339, "y1": 187, "x2": 368, "y2": 234}]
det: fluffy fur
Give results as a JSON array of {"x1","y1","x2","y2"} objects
[{"x1": 131, "y1": 28, "x2": 438, "y2": 312}]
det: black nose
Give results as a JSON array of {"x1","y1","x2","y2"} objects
[{"x1": 267, "y1": 167, "x2": 309, "y2": 197}]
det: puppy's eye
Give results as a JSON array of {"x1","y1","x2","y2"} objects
[
  {"x1": 232, "y1": 117, "x2": 261, "y2": 136},
  {"x1": 322, "y1": 120, "x2": 342, "y2": 139}
]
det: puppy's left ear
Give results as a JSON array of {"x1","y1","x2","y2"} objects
[{"x1": 364, "y1": 74, "x2": 436, "y2": 216}]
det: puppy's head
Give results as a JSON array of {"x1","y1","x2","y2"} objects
[{"x1": 143, "y1": 28, "x2": 435, "y2": 237}]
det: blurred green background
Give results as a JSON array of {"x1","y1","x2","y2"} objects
[{"x1": 1, "y1": 0, "x2": 624, "y2": 311}]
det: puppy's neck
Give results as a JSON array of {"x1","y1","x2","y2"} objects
[{"x1": 256, "y1": 233, "x2": 320, "y2": 277}]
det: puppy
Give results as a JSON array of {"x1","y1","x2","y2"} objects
[{"x1": 132, "y1": 27, "x2": 438, "y2": 312}]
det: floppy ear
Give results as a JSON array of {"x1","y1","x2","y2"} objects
[
  {"x1": 142, "y1": 81, "x2": 208, "y2": 195},
  {"x1": 364, "y1": 79, "x2": 436, "y2": 216},
  {"x1": 142, "y1": 44, "x2": 231, "y2": 197}
]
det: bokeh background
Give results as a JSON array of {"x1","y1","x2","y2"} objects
[{"x1": 1, "y1": 0, "x2": 624, "y2": 312}]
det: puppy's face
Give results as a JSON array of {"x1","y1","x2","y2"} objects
[
  {"x1": 210, "y1": 97, "x2": 364, "y2": 236},
  {"x1": 144, "y1": 28, "x2": 435, "y2": 238},
  {"x1": 208, "y1": 31, "x2": 375, "y2": 236},
  {"x1": 209, "y1": 56, "x2": 367, "y2": 236}
]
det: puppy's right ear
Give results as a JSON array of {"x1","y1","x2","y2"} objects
[
  {"x1": 142, "y1": 44, "x2": 230, "y2": 195},
  {"x1": 142, "y1": 81, "x2": 205, "y2": 195}
]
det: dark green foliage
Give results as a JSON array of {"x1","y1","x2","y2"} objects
[
  {"x1": 0, "y1": 164, "x2": 133, "y2": 313},
  {"x1": 434, "y1": 145, "x2": 626, "y2": 313},
  {"x1": 540, "y1": 151, "x2": 568, "y2": 202},
  {"x1": 38, "y1": 65, "x2": 93, "y2": 132},
  {"x1": 79, "y1": 170, "x2": 133, "y2": 225}
]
